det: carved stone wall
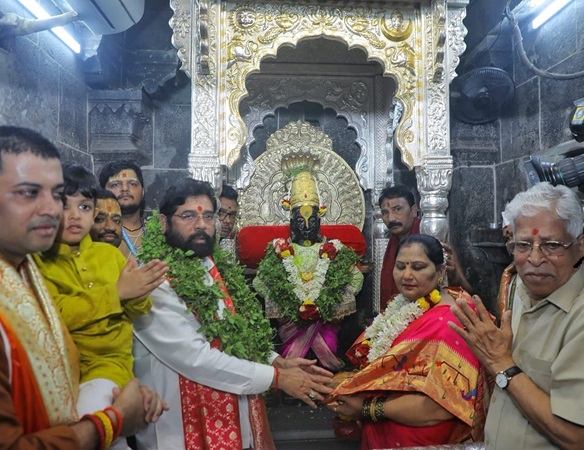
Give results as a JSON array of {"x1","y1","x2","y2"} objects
[{"x1": 88, "y1": 90, "x2": 153, "y2": 173}]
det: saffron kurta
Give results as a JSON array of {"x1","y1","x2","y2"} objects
[
  {"x1": 34, "y1": 235, "x2": 151, "y2": 387},
  {"x1": 0, "y1": 255, "x2": 79, "y2": 448}
]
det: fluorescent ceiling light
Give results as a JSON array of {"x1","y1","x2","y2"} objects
[
  {"x1": 527, "y1": 0, "x2": 547, "y2": 7},
  {"x1": 531, "y1": 0, "x2": 574, "y2": 29},
  {"x1": 17, "y1": 0, "x2": 80, "y2": 53}
]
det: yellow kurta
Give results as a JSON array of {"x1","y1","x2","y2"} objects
[{"x1": 33, "y1": 235, "x2": 151, "y2": 387}]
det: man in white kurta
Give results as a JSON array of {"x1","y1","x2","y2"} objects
[
  {"x1": 133, "y1": 259, "x2": 276, "y2": 449},
  {"x1": 132, "y1": 178, "x2": 333, "y2": 450}
]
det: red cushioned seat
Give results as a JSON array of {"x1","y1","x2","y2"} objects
[{"x1": 238, "y1": 224, "x2": 366, "y2": 269}]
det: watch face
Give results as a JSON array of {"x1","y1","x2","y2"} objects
[{"x1": 495, "y1": 372, "x2": 508, "y2": 389}]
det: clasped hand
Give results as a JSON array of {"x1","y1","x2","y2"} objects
[
  {"x1": 448, "y1": 295, "x2": 515, "y2": 374},
  {"x1": 274, "y1": 357, "x2": 334, "y2": 408}
]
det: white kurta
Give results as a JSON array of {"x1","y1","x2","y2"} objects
[{"x1": 132, "y1": 257, "x2": 277, "y2": 450}]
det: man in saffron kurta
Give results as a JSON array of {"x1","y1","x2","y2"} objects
[
  {"x1": 132, "y1": 179, "x2": 333, "y2": 450},
  {"x1": 0, "y1": 126, "x2": 167, "y2": 449},
  {"x1": 0, "y1": 256, "x2": 80, "y2": 447}
]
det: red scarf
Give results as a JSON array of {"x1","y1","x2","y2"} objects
[
  {"x1": 379, "y1": 217, "x2": 421, "y2": 311},
  {"x1": 179, "y1": 260, "x2": 275, "y2": 449}
]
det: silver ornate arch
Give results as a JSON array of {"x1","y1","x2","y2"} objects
[{"x1": 168, "y1": 0, "x2": 469, "y2": 242}]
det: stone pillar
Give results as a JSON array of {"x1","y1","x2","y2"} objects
[{"x1": 415, "y1": 155, "x2": 453, "y2": 242}]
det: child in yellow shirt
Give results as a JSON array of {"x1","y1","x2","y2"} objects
[{"x1": 34, "y1": 163, "x2": 168, "y2": 449}]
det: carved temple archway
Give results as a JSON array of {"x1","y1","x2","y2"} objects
[{"x1": 168, "y1": 0, "x2": 469, "y2": 242}]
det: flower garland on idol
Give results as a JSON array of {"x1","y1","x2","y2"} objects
[
  {"x1": 138, "y1": 211, "x2": 275, "y2": 364},
  {"x1": 256, "y1": 237, "x2": 361, "y2": 325},
  {"x1": 352, "y1": 289, "x2": 442, "y2": 367}
]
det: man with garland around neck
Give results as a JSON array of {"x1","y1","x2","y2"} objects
[
  {"x1": 132, "y1": 178, "x2": 334, "y2": 450},
  {"x1": 0, "y1": 126, "x2": 166, "y2": 449},
  {"x1": 99, "y1": 160, "x2": 146, "y2": 258},
  {"x1": 253, "y1": 166, "x2": 364, "y2": 372}
]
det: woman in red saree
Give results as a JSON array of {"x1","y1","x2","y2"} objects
[{"x1": 326, "y1": 234, "x2": 489, "y2": 449}]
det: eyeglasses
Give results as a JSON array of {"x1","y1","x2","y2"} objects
[
  {"x1": 506, "y1": 239, "x2": 579, "y2": 257},
  {"x1": 173, "y1": 211, "x2": 215, "y2": 224},
  {"x1": 217, "y1": 208, "x2": 237, "y2": 221}
]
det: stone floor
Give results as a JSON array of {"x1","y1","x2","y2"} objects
[{"x1": 267, "y1": 393, "x2": 360, "y2": 450}]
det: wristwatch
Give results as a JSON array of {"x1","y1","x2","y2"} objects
[{"x1": 495, "y1": 365, "x2": 522, "y2": 390}]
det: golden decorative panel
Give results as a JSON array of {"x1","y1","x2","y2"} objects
[{"x1": 238, "y1": 121, "x2": 365, "y2": 229}]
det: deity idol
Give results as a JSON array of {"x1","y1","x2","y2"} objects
[{"x1": 253, "y1": 155, "x2": 363, "y2": 371}]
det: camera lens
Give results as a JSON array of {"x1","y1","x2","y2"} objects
[{"x1": 530, "y1": 155, "x2": 584, "y2": 188}]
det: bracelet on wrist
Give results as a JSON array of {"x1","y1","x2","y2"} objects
[
  {"x1": 81, "y1": 414, "x2": 106, "y2": 450},
  {"x1": 272, "y1": 366, "x2": 280, "y2": 391},
  {"x1": 372, "y1": 396, "x2": 386, "y2": 422},
  {"x1": 361, "y1": 397, "x2": 373, "y2": 421},
  {"x1": 94, "y1": 411, "x2": 114, "y2": 449},
  {"x1": 104, "y1": 406, "x2": 123, "y2": 440}
]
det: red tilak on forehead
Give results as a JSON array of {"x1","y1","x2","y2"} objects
[
  {"x1": 532, "y1": 228, "x2": 539, "y2": 236},
  {"x1": 405, "y1": 262, "x2": 410, "y2": 265},
  {"x1": 197, "y1": 205, "x2": 203, "y2": 212}
]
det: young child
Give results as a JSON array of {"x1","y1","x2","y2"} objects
[{"x1": 34, "y1": 163, "x2": 168, "y2": 449}]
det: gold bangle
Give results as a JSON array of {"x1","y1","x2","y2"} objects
[
  {"x1": 369, "y1": 397, "x2": 378, "y2": 422},
  {"x1": 373, "y1": 396, "x2": 386, "y2": 421},
  {"x1": 361, "y1": 397, "x2": 373, "y2": 421},
  {"x1": 94, "y1": 411, "x2": 114, "y2": 450}
]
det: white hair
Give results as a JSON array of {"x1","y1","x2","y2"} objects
[{"x1": 504, "y1": 182, "x2": 584, "y2": 239}]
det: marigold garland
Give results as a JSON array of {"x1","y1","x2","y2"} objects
[
  {"x1": 256, "y1": 238, "x2": 361, "y2": 325},
  {"x1": 138, "y1": 211, "x2": 275, "y2": 363}
]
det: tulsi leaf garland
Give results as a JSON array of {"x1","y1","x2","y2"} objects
[
  {"x1": 138, "y1": 211, "x2": 275, "y2": 364},
  {"x1": 256, "y1": 239, "x2": 361, "y2": 325}
]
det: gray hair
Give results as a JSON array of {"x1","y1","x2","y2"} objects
[{"x1": 504, "y1": 182, "x2": 584, "y2": 239}]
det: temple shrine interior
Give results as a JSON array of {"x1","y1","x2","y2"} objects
[{"x1": 1, "y1": 0, "x2": 584, "y2": 448}]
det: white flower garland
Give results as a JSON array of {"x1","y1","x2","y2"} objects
[
  {"x1": 280, "y1": 240, "x2": 344, "y2": 303},
  {"x1": 365, "y1": 292, "x2": 437, "y2": 362}
]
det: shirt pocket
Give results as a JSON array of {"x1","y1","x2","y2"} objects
[{"x1": 518, "y1": 351, "x2": 552, "y2": 393}]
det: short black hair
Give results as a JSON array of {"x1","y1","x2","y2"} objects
[
  {"x1": 396, "y1": 234, "x2": 444, "y2": 269},
  {"x1": 0, "y1": 126, "x2": 60, "y2": 172},
  {"x1": 95, "y1": 187, "x2": 119, "y2": 201},
  {"x1": 378, "y1": 184, "x2": 416, "y2": 208},
  {"x1": 220, "y1": 184, "x2": 238, "y2": 202},
  {"x1": 160, "y1": 178, "x2": 217, "y2": 217},
  {"x1": 62, "y1": 162, "x2": 99, "y2": 200},
  {"x1": 98, "y1": 160, "x2": 144, "y2": 188}
]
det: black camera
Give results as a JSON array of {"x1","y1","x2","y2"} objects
[{"x1": 526, "y1": 154, "x2": 584, "y2": 190}]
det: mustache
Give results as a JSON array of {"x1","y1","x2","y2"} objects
[
  {"x1": 29, "y1": 217, "x2": 59, "y2": 230},
  {"x1": 387, "y1": 221, "x2": 403, "y2": 229},
  {"x1": 188, "y1": 231, "x2": 212, "y2": 243},
  {"x1": 99, "y1": 231, "x2": 119, "y2": 238}
]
